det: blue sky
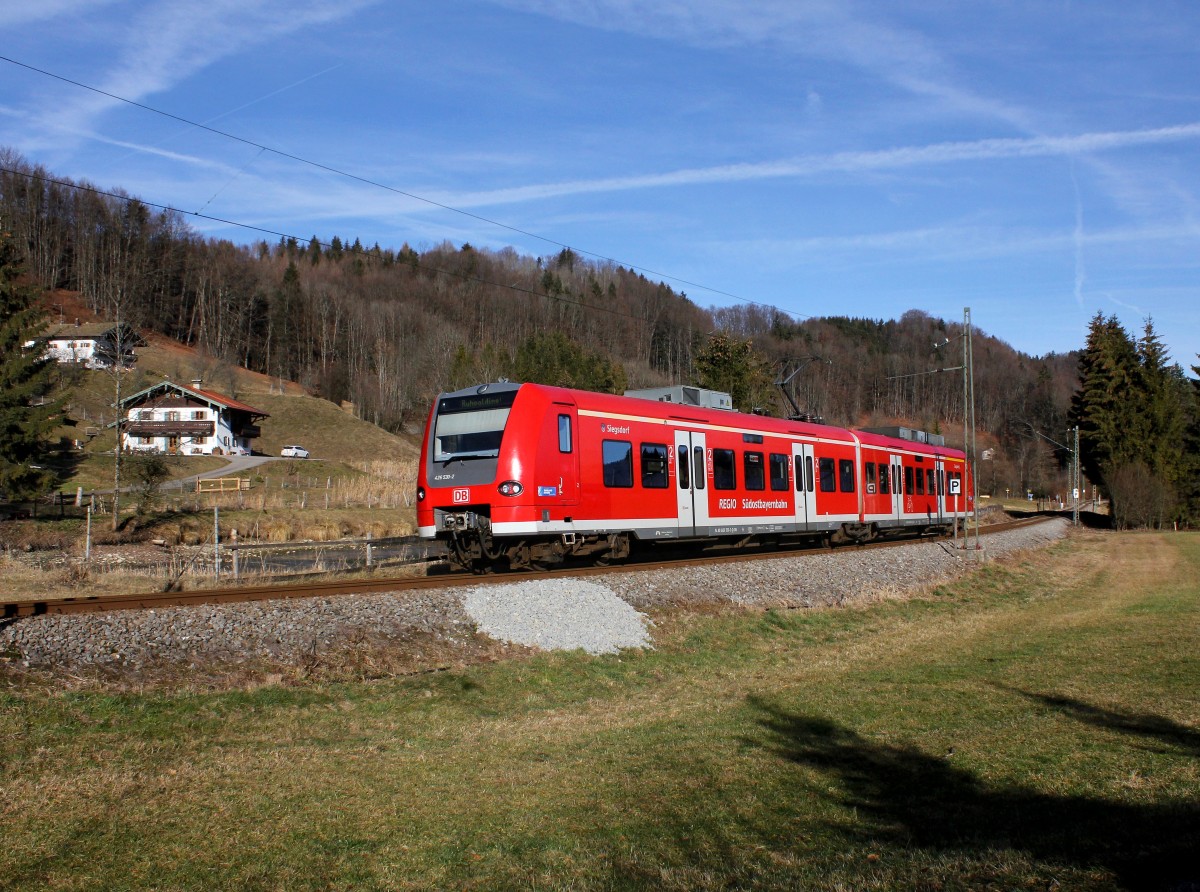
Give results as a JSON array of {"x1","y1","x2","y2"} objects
[{"x1": 2, "y1": 1, "x2": 1199, "y2": 371}]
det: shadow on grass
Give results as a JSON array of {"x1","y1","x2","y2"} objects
[
  {"x1": 998, "y1": 686, "x2": 1200, "y2": 759},
  {"x1": 747, "y1": 695, "x2": 1200, "y2": 892}
]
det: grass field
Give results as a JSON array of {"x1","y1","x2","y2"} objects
[{"x1": 2, "y1": 529, "x2": 1196, "y2": 890}]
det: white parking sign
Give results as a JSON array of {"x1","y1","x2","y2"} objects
[{"x1": 949, "y1": 478, "x2": 961, "y2": 495}]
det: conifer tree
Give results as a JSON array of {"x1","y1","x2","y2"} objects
[
  {"x1": 1071, "y1": 313, "x2": 1141, "y2": 486},
  {"x1": 0, "y1": 230, "x2": 58, "y2": 501}
]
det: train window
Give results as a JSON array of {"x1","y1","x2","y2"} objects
[
  {"x1": 713, "y1": 449, "x2": 737, "y2": 490},
  {"x1": 806, "y1": 456, "x2": 814, "y2": 492},
  {"x1": 937, "y1": 469, "x2": 945, "y2": 495},
  {"x1": 795, "y1": 456, "x2": 804, "y2": 491},
  {"x1": 916, "y1": 467, "x2": 925, "y2": 495},
  {"x1": 904, "y1": 466, "x2": 915, "y2": 495},
  {"x1": 926, "y1": 469, "x2": 936, "y2": 495},
  {"x1": 769, "y1": 453, "x2": 789, "y2": 491},
  {"x1": 818, "y1": 457, "x2": 836, "y2": 492},
  {"x1": 678, "y1": 445, "x2": 690, "y2": 489},
  {"x1": 641, "y1": 443, "x2": 669, "y2": 489},
  {"x1": 865, "y1": 462, "x2": 877, "y2": 493},
  {"x1": 602, "y1": 440, "x2": 633, "y2": 488},
  {"x1": 744, "y1": 452, "x2": 765, "y2": 491},
  {"x1": 558, "y1": 414, "x2": 572, "y2": 453},
  {"x1": 839, "y1": 459, "x2": 855, "y2": 493},
  {"x1": 693, "y1": 446, "x2": 706, "y2": 489},
  {"x1": 879, "y1": 464, "x2": 890, "y2": 495}
]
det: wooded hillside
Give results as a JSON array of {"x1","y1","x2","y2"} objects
[{"x1": 1, "y1": 150, "x2": 1096, "y2": 498}]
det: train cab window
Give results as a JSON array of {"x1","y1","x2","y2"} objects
[
  {"x1": 839, "y1": 459, "x2": 856, "y2": 493},
  {"x1": 677, "y1": 445, "x2": 690, "y2": 489},
  {"x1": 713, "y1": 448, "x2": 737, "y2": 490},
  {"x1": 769, "y1": 453, "x2": 789, "y2": 491},
  {"x1": 602, "y1": 440, "x2": 633, "y2": 488},
  {"x1": 558, "y1": 414, "x2": 572, "y2": 453},
  {"x1": 915, "y1": 467, "x2": 925, "y2": 495},
  {"x1": 818, "y1": 457, "x2": 836, "y2": 493},
  {"x1": 693, "y1": 446, "x2": 706, "y2": 489},
  {"x1": 640, "y1": 443, "x2": 669, "y2": 489},
  {"x1": 865, "y1": 462, "x2": 877, "y2": 493},
  {"x1": 904, "y1": 466, "x2": 915, "y2": 496},
  {"x1": 926, "y1": 468, "x2": 936, "y2": 495},
  {"x1": 744, "y1": 451, "x2": 765, "y2": 491},
  {"x1": 879, "y1": 464, "x2": 890, "y2": 495}
]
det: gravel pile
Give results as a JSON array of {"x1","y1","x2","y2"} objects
[
  {"x1": 0, "y1": 519, "x2": 1068, "y2": 679},
  {"x1": 463, "y1": 579, "x2": 652, "y2": 655}
]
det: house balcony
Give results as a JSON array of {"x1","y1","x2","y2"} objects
[
  {"x1": 125, "y1": 420, "x2": 215, "y2": 437},
  {"x1": 235, "y1": 424, "x2": 262, "y2": 439}
]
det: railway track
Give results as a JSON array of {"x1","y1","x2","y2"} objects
[{"x1": 3, "y1": 514, "x2": 1053, "y2": 619}]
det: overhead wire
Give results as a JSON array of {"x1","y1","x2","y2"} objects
[{"x1": 0, "y1": 53, "x2": 811, "y2": 322}]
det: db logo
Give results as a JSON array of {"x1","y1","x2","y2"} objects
[{"x1": 452, "y1": 488, "x2": 470, "y2": 504}]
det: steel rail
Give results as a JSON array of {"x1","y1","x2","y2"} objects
[{"x1": 3, "y1": 515, "x2": 1053, "y2": 618}]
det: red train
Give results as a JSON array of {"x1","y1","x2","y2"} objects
[{"x1": 417, "y1": 382, "x2": 973, "y2": 571}]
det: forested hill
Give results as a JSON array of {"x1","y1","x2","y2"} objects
[{"x1": 2, "y1": 151, "x2": 1079, "y2": 492}]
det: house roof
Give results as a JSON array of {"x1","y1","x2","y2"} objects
[
  {"x1": 120, "y1": 380, "x2": 269, "y2": 418},
  {"x1": 38, "y1": 321, "x2": 146, "y2": 345}
]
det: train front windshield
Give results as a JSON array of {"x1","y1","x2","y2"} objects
[{"x1": 432, "y1": 391, "x2": 518, "y2": 461}]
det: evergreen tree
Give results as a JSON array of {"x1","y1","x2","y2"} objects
[
  {"x1": 1070, "y1": 313, "x2": 1141, "y2": 487},
  {"x1": 0, "y1": 231, "x2": 58, "y2": 501},
  {"x1": 695, "y1": 331, "x2": 774, "y2": 413},
  {"x1": 1136, "y1": 319, "x2": 1186, "y2": 496}
]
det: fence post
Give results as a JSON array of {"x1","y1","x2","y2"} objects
[
  {"x1": 232, "y1": 528, "x2": 239, "y2": 581},
  {"x1": 85, "y1": 504, "x2": 92, "y2": 561},
  {"x1": 213, "y1": 505, "x2": 220, "y2": 581},
  {"x1": 366, "y1": 531, "x2": 373, "y2": 568}
]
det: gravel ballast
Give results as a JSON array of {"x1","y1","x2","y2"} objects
[{"x1": 0, "y1": 519, "x2": 1069, "y2": 680}]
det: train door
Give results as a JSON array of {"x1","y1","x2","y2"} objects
[
  {"x1": 890, "y1": 454, "x2": 905, "y2": 519},
  {"x1": 792, "y1": 441, "x2": 817, "y2": 529},
  {"x1": 536, "y1": 402, "x2": 580, "y2": 508},
  {"x1": 674, "y1": 430, "x2": 709, "y2": 537},
  {"x1": 934, "y1": 458, "x2": 946, "y2": 523}
]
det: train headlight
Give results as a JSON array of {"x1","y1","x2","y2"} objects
[
  {"x1": 497, "y1": 480, "x2": 523, "y2": 497},
  {"x1": 417, "y1": 486, "x2": 426, "y2": 502}
]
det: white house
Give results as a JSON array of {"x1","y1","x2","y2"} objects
[
  {"x1": 26, "y1": 321, "x2": 143, "y2": 369},
  {"x1": 119, "y1": 380, "x2": 268, "y2": 456}
]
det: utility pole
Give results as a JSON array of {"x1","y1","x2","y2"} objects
[{"x1": 1073, "y1": 425, "x2": 1080, "y2": 528}]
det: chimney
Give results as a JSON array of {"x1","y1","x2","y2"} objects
[{"x1": 191, "y1": 378, "x2": 203, "y2": 390}]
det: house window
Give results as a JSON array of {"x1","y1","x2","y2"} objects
[
  {"x1": 139, "y1": 410, "x2": 153, "y2": 421},
  {"x1": 192, "y1": 410, "x2": 206, "y2": 420}
]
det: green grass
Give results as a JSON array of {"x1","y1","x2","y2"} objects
[{"x1": 1, "y1": 530, "x2": 1197, "y2": 890}]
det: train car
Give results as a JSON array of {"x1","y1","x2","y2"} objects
[{"x1": 417, "y1": 381, "x2": 973, "y2": 571}]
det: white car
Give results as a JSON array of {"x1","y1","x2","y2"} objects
[{"x1": 280, "y1": 445, "x2": 310, "y2": 458}]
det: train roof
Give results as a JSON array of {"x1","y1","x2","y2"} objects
[{"x1": 432, "y1": 382, "x2": 965, "y2": 460}]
